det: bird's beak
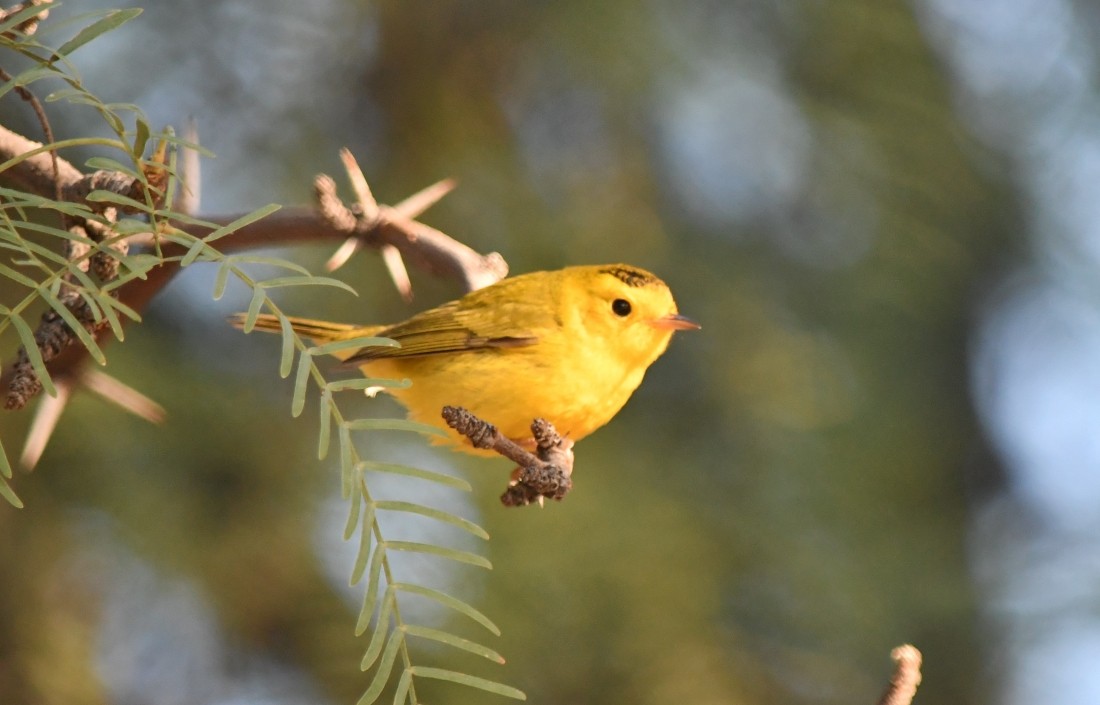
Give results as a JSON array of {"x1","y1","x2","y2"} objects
[{"x1": 648, "y1": 313, "x2": 701, "y2": 331}]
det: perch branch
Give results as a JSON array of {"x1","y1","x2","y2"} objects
[
  {"x1": 441, "y1": 405, "x2": 574, "y2": 507},
  {"x1": 875, "y1": 644, "x2": 922, "y2": 705},
  {"x1": 0, "y1": 121, "x2": 508, "y2": 466}
]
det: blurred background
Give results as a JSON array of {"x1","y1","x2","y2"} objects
[{"x1": 2, "y1": 1, "x2": 1099, "y2": 704}]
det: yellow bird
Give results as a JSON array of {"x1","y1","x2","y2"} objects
[{"x1": 235, "y1": 264, "x2": 698, "y2": 453}]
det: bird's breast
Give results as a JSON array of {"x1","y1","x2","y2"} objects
[{"x1": 362, "y1": 338, "x2": 645, "y2": 447}]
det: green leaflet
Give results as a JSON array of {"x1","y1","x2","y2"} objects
[
  {"x1": 402, "y1": 625, "x2": 504, "y2": 663},
  {"x1": 38, "y1": 288, "x2": 106, "y2": 364},
  {"x1": 350, "y1": 501, "x2": 378, "y2": 586},
  {"x1": 327, "y1": 376, "x2": 411, "y2": 393},
  {"x1": 224, "y1": 254, "x2": 311, "y2": 274},
  {"x1": 318, "y1": 389, "x2": 333, "y2": 459},
  {"x1": 374, "y1": 501, "x2": 489, "y2": 540},
  {"x1": 260, "y1": 275, "x2": 357, "y2": 295},
  {"x1": 9, "y1": 311, "x2": 56, "y2": 398},
  {"x1": 212, "y1": 261, "x2": 231, "y2": 300},
  {"x1": 310, "y1": 336, "x2": 398, "y2": 357},
  {"x1": 242, "y1": 287, "x2": 265, "y2": 332},
  {"x1": 0, "y1": 437, "x2": 19, "y2": 508},
  {"x1": 291, "y1": 345, "x2": 311, "y2": 417},
  {"x1": 410, "y1": 667, "x2": 525, "y2": 701},
  {"x1": 359, "y1": 460, "x2": 472, "y2": 491},
  {"x1": 344, "y1": 489, "x2": 362, "y2": 541},
  {"x1": 0, "y1": 478, "x2": 21, "y2": 508},
  {"x1": 196, "y1": 203, "x2": 281, "y2": 244},
  {"x1": 359, "y1": 588, "x2": 395, "y2": 671},
  {"x1": 133, "y1": 117, "x2": 150, "y2": 158},
  {"x1": 390, "y1": 668, "x2": 414, "y2": 705},
  {"x1": 55, "y1": 9, "x2": 144, "y2": 57},
  {"x1": 391, "y1": 582, "x2": 501, "y2": 636},
  {"x1": 279, "y1": 315, "x2": 295, "y2": 379},
  {"x1": 344, "y1": 417, "x2": 450, "y2": 437},
  {"x1": 357, "y1": 629, "x2": 404, "y2": 705},
  {"x1": 356, "y1": 542, "x2": 388, "y2": 636},
  {"x1": 383, "y1": 540, "x2": 492, "y2": 570}
]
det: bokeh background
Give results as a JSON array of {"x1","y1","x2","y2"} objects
[{"x1": 2, "y1": 1, "x2": 1099, "y2": 704}]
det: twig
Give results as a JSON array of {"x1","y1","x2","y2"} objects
[
  {"x1": 321, "y1": 152, "x2": 462, "y2": 303},
  {"x1": 80, "y1": 368, "x2": 165, "y2": 424},
  {"x1": 18, "y1": 375, "x2": 71, "y2": 470},
  {"x1": 324, "y1": 149, "x2": 411, "y2": 303},
  {"x1": 392, "y1": 177, "x2": 455, "y2": 219},
  {"x1": 876, "y1": 644, "x2": 922, "y2": 705},
  {"x1": 441, "y1": 406, "x2": 574, "y2": 507}
]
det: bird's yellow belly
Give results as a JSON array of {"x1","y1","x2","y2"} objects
[{"x1": 361, "y1": 348, "x2": 643, "y2": 453}]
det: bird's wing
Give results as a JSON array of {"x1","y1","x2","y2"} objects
[{"x1": 344, "y1": 298, "x2": 540, "y2": 364}]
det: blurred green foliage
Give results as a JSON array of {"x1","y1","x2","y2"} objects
[{"x1": 0, "y1": 1, "x2": 1017, "y2": 704}]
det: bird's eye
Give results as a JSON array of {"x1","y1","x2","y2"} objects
[{"x1": 612, "y1": 298, "x2": 632, "y2": 317}]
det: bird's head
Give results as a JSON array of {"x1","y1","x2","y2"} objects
[{"x1": 568, "y1": 264, "x2": 699, "y2": 371}]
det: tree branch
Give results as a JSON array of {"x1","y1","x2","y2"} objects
[
  {"x1": 0, "y1": 119, "x2": 82, "y2": 195},
  {"x1": 441, "y1": 405, "x2": 574, "y2": 506},
  {"x1": 0, "y1": 122, "x2": 508, "y2": 466},
  {"x1": 0, "y1": 203, "x2": 506, "y2": 399}
]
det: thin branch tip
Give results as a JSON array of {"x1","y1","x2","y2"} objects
[
  {"x1": 876, "y1": 644, "x2": 923, "y2": 705},
  {"x1": 393, "y1": 177, "x2": 457, "y2": 219},
  {"x1": 441, "y1": 405, "x2": 500, "y2": 450},
  {"x1": 338, "y1": 148, "x2": 378, "y2": 219},
  {"x1": 441, "y1": 405, "x2": 574, "y2": 507}
]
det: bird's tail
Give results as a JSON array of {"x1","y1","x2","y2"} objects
[{"x1": 228, "y1": 313, "x2": 385, "y2": 358}]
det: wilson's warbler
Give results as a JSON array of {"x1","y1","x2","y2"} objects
[{"x1": 235, "y1": 264, "x2": 698, "y2": 453}]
